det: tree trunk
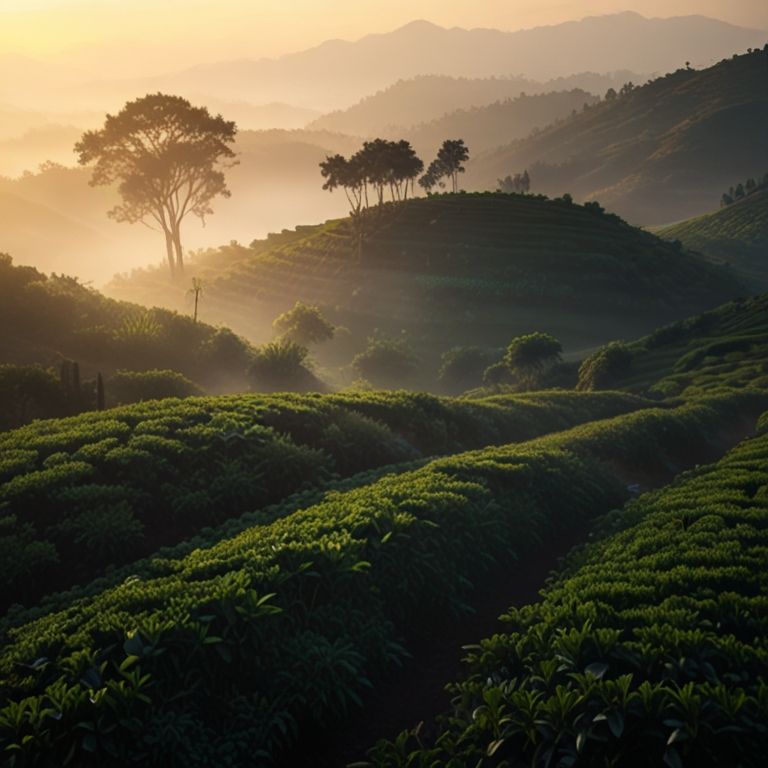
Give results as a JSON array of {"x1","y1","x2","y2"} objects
[
  {"x1": 172, "y1": 226, "x2": 185, "y2": 277},
  {"x1": 164, "y1": 230, "x2": 176, "y2": 279}
]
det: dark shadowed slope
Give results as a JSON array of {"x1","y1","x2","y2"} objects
[
  {"x1": 656, "y1": 187, "x2": 768, "y2": 289},
  {"x1": 308, "y1": 73, "x2": 636, "y2": 136},
  {"x1": 468, "y1": 48, "x2": 768, "y2": 225},
  {"x1": 107, "y1": 193, "x2": 743, "y2": 357}
]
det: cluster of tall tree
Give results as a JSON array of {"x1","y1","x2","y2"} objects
[
  {"x1": 497, "y1": 170, "x2": 531, "y2": 194},
  {"x1": 320, "y1": 138, "x2": 469, "y2": 258},
  {"x1": 418, "y1": 139, "x2": 470, "y2": 193},
  {"x1": 320, "y1": 138, "x2": 471, "y2": 211},
  {"x1": 320, "y1": 139, "x2": 424, "y2": 215},
  {"x1": 721, "y1": 172, "x2": 768, "y2": 206}
]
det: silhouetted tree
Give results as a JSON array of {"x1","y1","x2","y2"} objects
[
  {"x1": 76, "y1": 93, "x2": 237, "y2": 279},
  {"x1": 273, "y1": 301, "x2": 335, "y2": 346},
  {"x1": 604, "y1": 87, "x2": 617, "y2": 101},
  {"x1": 352, "y1": 335, "x2": 419, "y2": 389},
  {"x1": 188, "y1": 278, "x2": 203, "y2": 323},
  {"x1": 498, "y1": 170, "x2": 531, "y2": 194},
  {"x1": 436, "y1": 139, "x2": 469, "y2": 192},
  {"x1": 503, "y1": 332, "x2": 562, "y2": 389}
]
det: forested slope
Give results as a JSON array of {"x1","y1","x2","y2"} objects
[{"x1": 468, "y1": 48, "x2": 768, "y2": 224}]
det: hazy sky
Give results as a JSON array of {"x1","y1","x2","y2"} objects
[{"x1": 3, "y1": 0, "x2": 767, "y2": 74}]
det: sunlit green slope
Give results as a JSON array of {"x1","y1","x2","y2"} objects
[
  {"x1": 108, "y1": 193, "x2": 742, "y2": 358},
  {"x1": 657, "y1": 188, "x2": 768, "y2": 289}
]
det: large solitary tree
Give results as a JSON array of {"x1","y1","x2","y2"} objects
[{"x1": 76, "y1": 93, "x2": 237, "y2": 278}]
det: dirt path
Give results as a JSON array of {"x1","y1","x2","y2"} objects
[
  {"x1": 288, "y1": 414, "x2": 761, "y2": 767},
  {"x1": 297, "y1": 531, "x2": 582, "y2": 767}
]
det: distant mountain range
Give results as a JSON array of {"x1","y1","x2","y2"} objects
[
  {"x1": 154, "y1": 13, "x2": 766, "y2": 110},
  {"x1": 466, "y1": 47, "x2": 768, "y2": 225},
  {"x1": 307, "y1": 72, "x2": 635, "y2": 136},
  {"x1": 3, "y1": 13, "x2": 765, "y2": 116}
]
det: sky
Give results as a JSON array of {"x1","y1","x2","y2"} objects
[{"x1": 2, "y1": 0, "x2": 767, "y2": 76}]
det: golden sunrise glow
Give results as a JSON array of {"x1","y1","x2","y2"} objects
[{"x1": 2, "y1": 0, "x2": 765, "y2": 69}]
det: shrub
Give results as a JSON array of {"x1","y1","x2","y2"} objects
[
  {"x1": 352, "y1": 336, "x2": 419, "y2": 389},
  {"x1": 107, "y1": 369, "x2": 203, "y2": 406}
]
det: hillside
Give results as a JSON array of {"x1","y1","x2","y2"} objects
[
  {"x1": 579, "y1": 293, "x2": 768, "y2": 397},
  {"x1": 656, "y1": 187, "x2": 768, "y2": 288},
  {"x1": 107, "y1": 194, "x2": 743, "y2": 366},
  {"x1": 467, "y1": 47, "x2": 768, "y2": 224},
  {"x1": 404, "y1": 89, "x2": 599, "y2": 156},
  {"x1": 2, "y1": 391, "x2": 765, "y2": 766},
  {"x1": 0, "y1": 255, "x2": 254, "y2": 394},
  {"x1": 308, "y1": 72, "x2": 635, "y2": 136}
]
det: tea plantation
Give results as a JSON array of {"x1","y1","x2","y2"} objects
[
  {"x1": 366, "y1": 408, "x2": 768, "y2": 767},
  {"x1": 1, "y1": 391, "x2": 766, "y2": 766}
]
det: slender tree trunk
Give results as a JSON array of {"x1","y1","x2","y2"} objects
[
  {"x1": 193, "y1": 290, "x2": 199, "y2": 322},
  {"x1": 172, "y1": 225, "x2": 185, "y2": 277},
  {"x1": 164, "y1": 229, "x2": 176, "y2": 279}
]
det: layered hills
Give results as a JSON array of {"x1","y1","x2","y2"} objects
[
  {"x1": 107, "y1": 193, "x2": 743, "y2": 362},
  {"x1": 656, "y1": 186, "x2": 768, "y2": 288},
  {"x1": 467, "y1": 47, "x2": 768, "y2": 224}
]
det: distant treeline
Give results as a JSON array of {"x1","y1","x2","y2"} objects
[{"x1": 721, "y1": 172, "x2": 768, "y2": 206}]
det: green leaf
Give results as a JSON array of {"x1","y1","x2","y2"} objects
[
  {"x1": 607, "y1": 711, "x2": 624, "y2": 738},
  {"x1": 487, "y1": 738, "x2": 505, "y2": 757},
  {"x1": 585, "y1": 662, "x2": 609, "y2": 679}
]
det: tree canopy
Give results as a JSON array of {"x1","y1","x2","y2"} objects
[
  {"x1": 420, "y1": 139, "x2": 470, "y2": 193},
  {"x1": 503, "y1": 332, "x2": 562, "y2": 388},
  {"x1": 273, "y1": 301, "x2": 335, "y2": 346},
  {"x1": 75, "y1": 93, "x2": 237, "y2": 278}
]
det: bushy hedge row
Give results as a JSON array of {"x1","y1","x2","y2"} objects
[
  {"x1": 365, "y1": 407, "x2": 768, "y2": 767},
  {"x1": 0, "y1": 393, "x2": 762, "y2": 767},
  {"x1": 0, "y1": 390, "x2": 647, "y2": 610}
]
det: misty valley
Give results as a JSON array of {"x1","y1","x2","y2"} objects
[{"x1": 1, "y1": 5, "x2": 768, "y2": 767}]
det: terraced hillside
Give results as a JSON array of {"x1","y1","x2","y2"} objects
[
  {"x1": 578, "y1": 293, "x2": 768, "y2": 397},
  {"x1": 366, "y1": 409, "x2": 768, "y2": 767},
  {"x1": 657, "y1": 187, "x2": 768, "y2": 289},
  {"x1": 468, "y1": 47, "x2": 768, "y2": 225},
  {"x1": 2, "y1": 392, "x2": 764, "y2": 767},
  {"x1": 107, "y1": 194, "x2": 741, "y2": 363},
  {"x1": 0, "y1": 389, "x2": 645, "y2": 610}
]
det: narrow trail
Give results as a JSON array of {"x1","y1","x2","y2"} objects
[
  {"x1": 307, "y1": 532, "x2": 584, "y2": 767},
  {"x1": 289, "y1": 416, "x2": 760, "y2": 768}
]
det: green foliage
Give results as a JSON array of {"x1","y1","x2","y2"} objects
[
  {"x1": 0, "y1": 390, "x2": 648, "y2": 609},
  {"x1": 0, "y1": 256, "x2": 255, "y2": 409},
  {"x1": 352, "y1": 336, "x2": 419, "y2": 389},
  {"x1": 107, "y1": 370, "x2": 203, "y2": 406},
  {"x1": 577, "y1": 341, "x2": 633, "y2": 391},
  {"x1": 438, "y1": 346, "x2": 500, "y2": 394},
  {"x1": 596, "y1": 295, "x2": 768, "y2": 396},
  {"x1": 0, "y1": 394, "x2": 759, "y2": 766},
  {"x1": 658, "y1": 187, "x2": 768, "y2": 289},
  {"x1": 248, "y1": 340, "x2": 317, "y2": 392},
  {"x1": 504, "y1": 332, "x2": 562, "y2": 389},
  {"x1": 366, "y1": 410, "x2": 768, "y2": 767},
  {"x1": 273, "y1": 301, "x2": 335, "y2": 346},
  {"x1": 0, "y1": 365, "x2": 64, "y2": 431}
]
